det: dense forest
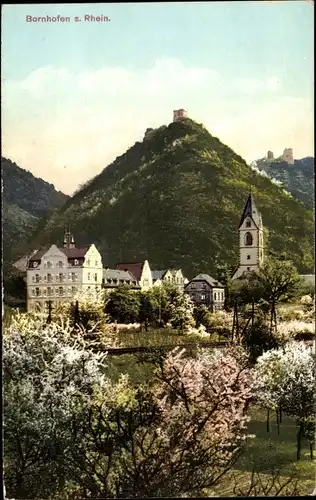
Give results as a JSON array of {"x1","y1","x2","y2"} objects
[
  {"x1": 2, "y1": 156, "x2": 69, "y2": 261},
  {"x1": 15, "y1": 119, "x2": 314, "y2": 277}
]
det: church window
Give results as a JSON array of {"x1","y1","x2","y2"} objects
[
  {"x1": 247, "y1": 255, "x2": 251, "y2": 260},
  {"x1": 246, "y1": 220, "x2": 251, "y2": 227},
  {"x1": 245, "y1": 232, "x2": 253, "y2": 246}
]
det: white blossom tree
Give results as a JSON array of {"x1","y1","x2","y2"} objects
[
  {"x1": 3, "y1": 314, "x2": 108, "y2": 499},
  {"x1": 168, "y1": 291, "x2": 195, "y2": 332},
  {"x1": 255, "y1": 342, "x2": 315, "y2": 459}
]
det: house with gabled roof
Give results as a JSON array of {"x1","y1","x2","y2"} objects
[
  {"x1": 151, "y1": 268, "x2": 188, "y2": 289},
  {"x1": 185, "y1": 273, "x2": 225, "y2": 311},
  {"x1": 26, "y1": 229, "x2": 103, "y2": 313},
  {"x1": 116, "y1": 260, "x2": 152, "y2": 290},
  {"x1": 102, "y1": 268, "x2": 141, "y2": 291}
]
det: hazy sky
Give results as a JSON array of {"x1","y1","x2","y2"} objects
[{"x1": 2, "y1": 1, "x2": 314, "y2": 195}]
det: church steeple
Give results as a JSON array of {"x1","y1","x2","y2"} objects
[
  {"x1": 232, "y1": 194, "x2": 264, "y2": 280},
  {"x1": 239, "y1": 193, "x2": 261, "y2": 228},
  {"x1": 63, "y1": 227, "x2": 75, "y2": 248}
]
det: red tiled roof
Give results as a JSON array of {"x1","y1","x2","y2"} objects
[
  {"x1": 29, "y1": 247, "x2": 89, "y2": 262},
  {"x1": 116, "y1": 262, "x2": 144, "y2": 281},
  {"x1": 60, "y1": 248, "x2": 89, "y2": 258}
]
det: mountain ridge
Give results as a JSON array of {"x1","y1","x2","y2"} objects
[
  {"x1": 2, "y1": 156, "x2": 69, "y2": 260},
  {"x1": 254, "y1": 156, "x2": 314, "y2": 210},
  {"x1": 11, "y1": 119, "x2": 314, "y2": 277}
]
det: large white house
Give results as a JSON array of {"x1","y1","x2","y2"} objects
[
  {"x1": 232, "y1": 194, "x2": 265, "y2": 280},
  {"x1": 26, "y1": 230, "x2": 103, "y2": 313}
]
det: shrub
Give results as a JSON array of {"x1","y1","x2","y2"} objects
[{"x1": 242, "y1": 319, "x2": 283, "y2": 364}]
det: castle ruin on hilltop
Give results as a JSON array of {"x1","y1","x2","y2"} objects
[{"x1": 266, "y1": 148, "x2": 294, "y2": 165}]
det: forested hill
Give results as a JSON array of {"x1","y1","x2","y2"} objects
[
  {"x1": 2, "y1": 157, "x2": 69, "y2": 260},
  {"x1": 16, "y1": 119, "x2": 314, "y2": 277},
  {"x1": 255, "y1": 156, "x2": 314, "y2": 210}
]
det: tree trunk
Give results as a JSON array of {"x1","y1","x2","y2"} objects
[
  {"x1": 276, "y1": 409, "x2": 280, "y2": 435},
  {"x1": 266, "y1": 408, "x2": 270, "y2": 433},
  {"x1": 296, "y1": 422, "x2": 304, "y2": 460},
  {"x1": 279, "y1": 406, "x2": 282, "y2": 424},
  {"x1": 310, "y1": 442, "x2": 314, "y2": 460}
]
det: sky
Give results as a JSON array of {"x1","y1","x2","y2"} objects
[{"x1": 2, "y1": 1, "x2": 314, "y2": 195}]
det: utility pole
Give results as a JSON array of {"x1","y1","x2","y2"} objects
[{"x1": 158, "y1": 285, "x2": 162, "y2": 327}]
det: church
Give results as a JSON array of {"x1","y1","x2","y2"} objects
[{"x1": 231, "y1": 193, "x2": 265, "y2": 280}]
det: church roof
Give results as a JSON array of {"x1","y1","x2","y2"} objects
[{"x1": 239, "y1": 194, "x2": 261, "y2": 228}]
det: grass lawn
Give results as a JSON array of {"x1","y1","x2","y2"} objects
[
  {"x1": 209, "y1": 405, "x2": 315, "y2": 496},
  {"x1": 115, "y1": 328, "x2": 227, "y2": 348}
]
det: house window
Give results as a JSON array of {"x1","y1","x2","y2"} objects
[
  {"x1": 247, "y1": 255, "x2": 251, "y2": 260},
  {"x1": 35, "y1": 274, "x2": 40, "y2": 283},
  {"x1": 58, "y1": 261, "x2": 64, "y2": 268},
  {"x1": 47, "y1": 287, "x2": 53, "y2": 297},
  {"x1": 247, "y1": 267, "x2": 250, "y2": 271},
  {"x1": 246, "y1": 221, "x2": 251, "y2": 227},
  {"x1": 245, "y1": 232, "x2": 253, "y2": 246},
  {"x1": 35, "y1": 302, "x2": 41, "y2": 312},
  {"x1": 214, "y1": 292, "x2": 217, "y2": 300},
  {"x1": 43, "y1": 289, "x2": 47, "y2": 296},
  {"x1": 86, "y1": 259, "x2": 90, "y2": 266},
  {"x1": 201, "y1": 294, "x2": 205, "y2": 300},
  {"x1": 35, "y1": 287, "x2": 40, "y2": 297},
  {"x1": 46, "y1": 261, "x2": 52, "y2": 269},
  {"x1": 95, "y1": 260, "x2": 98, "y2": 266},
  {"x1": 88, "y1": 272, "x2": 91, "y2": 281},
  {"x1": 31, "y1": 288, "x2": 35, "y2": 296},
  {"x1": 72, "y1": 286, "x2": 77, "y2": 294},
  {"x1": 59, "y1": 273, "x2": 64, "y2": 283},
  {"x1": 59, "y1": 287, "x2": 64, "y2": 296},
  {"x1": 47, "y1": 274, "x2": 52, "y2": 283},
  {"x1": 71, "y1": 273, "x2": 77, "y2": 282}
]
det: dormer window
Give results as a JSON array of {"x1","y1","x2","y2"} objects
[
  {"x1": 74, "y1": 259, "x2": 79, "y2": 265},
  {"x1": 33, "y1": 262, "x2": 38, "y2": 268}
]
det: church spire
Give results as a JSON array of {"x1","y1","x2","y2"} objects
[
  {"x1": 232, "y1": 193, "x2": 264, "y2": 280},
  {"x1": 238, "y1": 193, "x2": 260, "y2": 228}
]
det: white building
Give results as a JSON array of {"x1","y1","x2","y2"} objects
[
  {"x1": 26, "y1": 230, "x2": 103, "y2": 313},
  {"x1": 232, "y1": 194, "x2": 265, "y2": 280},
  {"x1": 151, "y1": 269, "x2": 188, "y2": 290}
]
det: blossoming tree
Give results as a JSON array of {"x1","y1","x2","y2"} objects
[{"x1": 255, "y1": 342, "x2": 315, "y2": 459}]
